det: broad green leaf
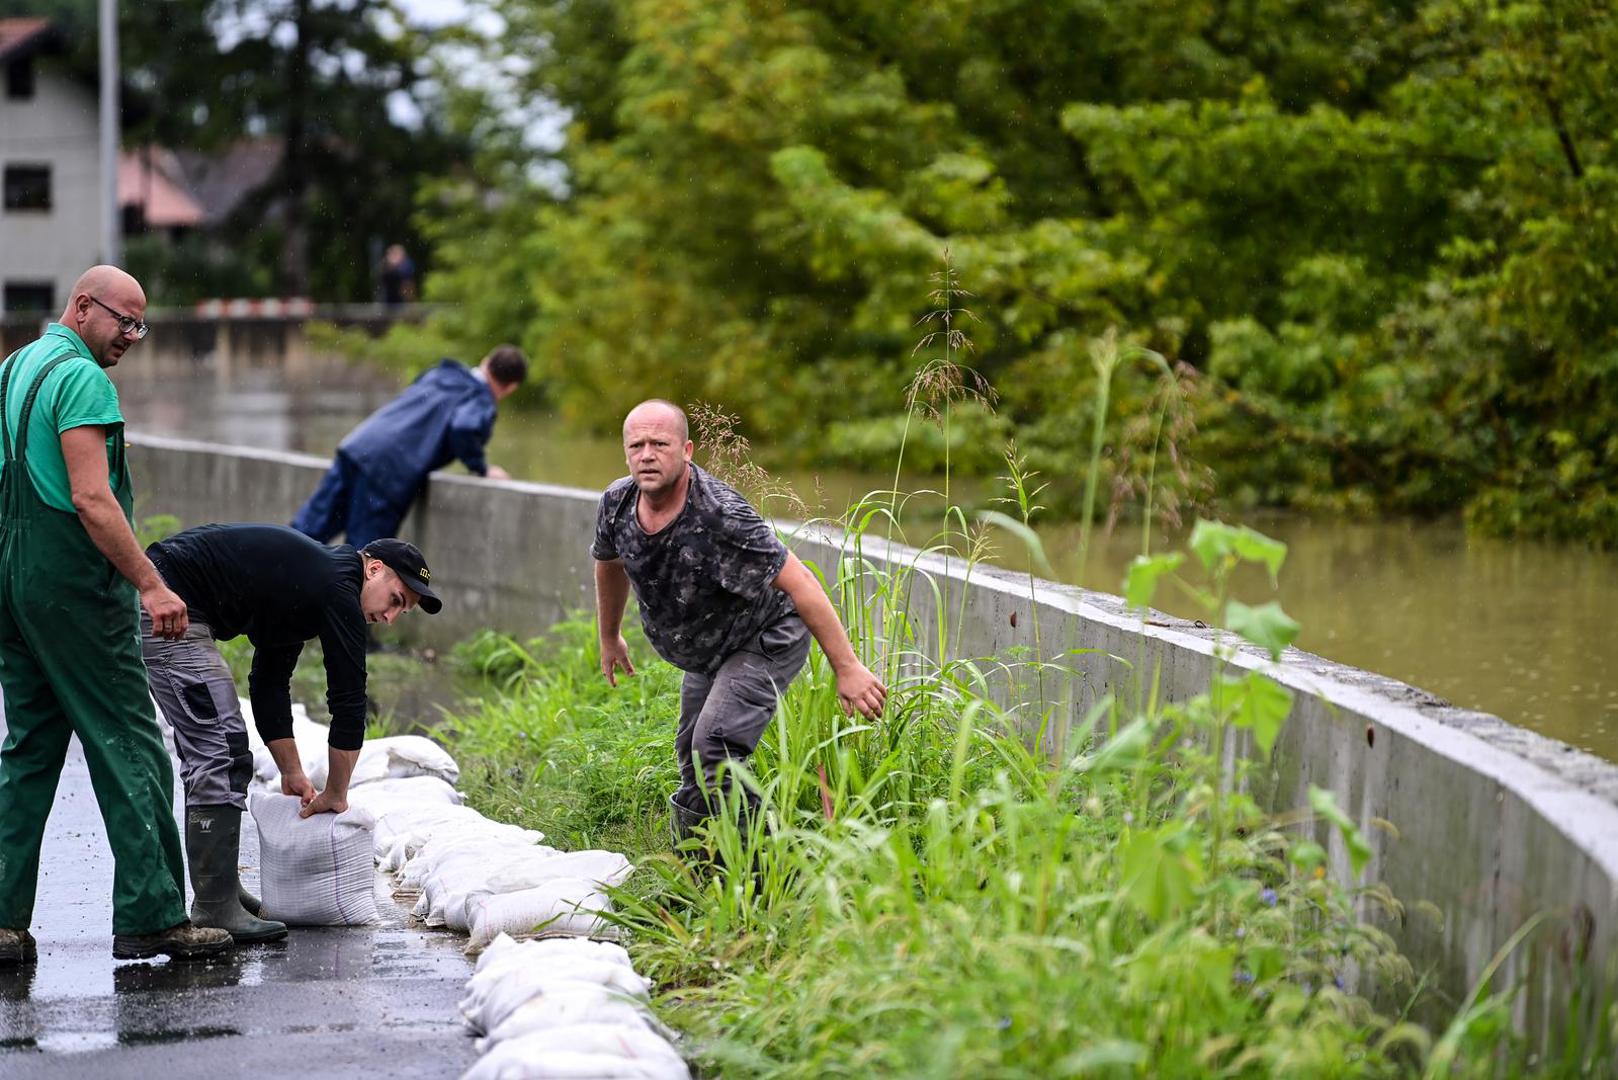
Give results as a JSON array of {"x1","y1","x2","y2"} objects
[
  {"x1": 1224, "y1": 671, "x2": 1294, "y2": 755},
  {"x1": 1123, "y1": 551, "x2": 1184, "y2": 609},
  {"x1": 1188, "y1": 520, "x2": 1288, "y2": 583},
  {"x1": 1229, "y1": 527, "x2": 1288, "y2": 584},
  {"x1": 1289, "y1": 840, "x2": 1327, "y2": 872},
  {"x1": 1309, "y1": 786, "x2": 1374, "y2": 878},
  {"x1": 1189, "y1": 519, "x2": 1239, "y2": 574},
  {"x1": 1226, "y1": 599, "x2": 1300, "y2": 660},
  {"x1": 1120, "y1": 825, "x2": 1204, "y2": 922}
]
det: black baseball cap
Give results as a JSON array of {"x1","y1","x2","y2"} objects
[{"x1": 362, "y1": 539, "x2": 442, "y2": 614}]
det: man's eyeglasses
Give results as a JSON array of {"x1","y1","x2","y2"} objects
[{"x1": 88, "y1": 296, "x2": 149, "y2": 340}]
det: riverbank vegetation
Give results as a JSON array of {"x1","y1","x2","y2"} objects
[
  {"x1": 392, "y1": 0, "x2": 1618, "y2": 545},
  {"x1": 436, "y1": 523, "x2": 1604, "y2": 1076}
]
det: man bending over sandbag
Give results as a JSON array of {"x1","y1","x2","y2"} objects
[{"x1": 141, "y1": 523, "x2": 442, "y2": 943}]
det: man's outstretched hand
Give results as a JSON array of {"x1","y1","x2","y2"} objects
[
  {"x1": 835, "y1": 660, "x2": 887, "y2": 719},
  {"x1": 600, "y1": 635, "x2": 636, "y2": 687}
]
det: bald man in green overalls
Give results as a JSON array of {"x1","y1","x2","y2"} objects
[{"x1": 0, "y1": 267, "x2": 230, "y2": 966}]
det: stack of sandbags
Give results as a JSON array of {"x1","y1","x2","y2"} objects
[
  {"x1": 458, "y1": 935, "x2": 689, "y2": 1080},
  {"x1": 390, "y1": 827, "x2": 633, "y2": 940},
  {"x1": 234, "y1": 691, "x2": 686, "y2": 1077}
]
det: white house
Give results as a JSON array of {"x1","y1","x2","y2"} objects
[{"x1": 0, "y1": 18, "x2": 109, "y2": 317}]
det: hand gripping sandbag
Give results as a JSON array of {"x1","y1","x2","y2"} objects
[
  {"x1": 250, "y1": 792, "x2": 380, "y2": 926},
  {"x1": 309, "y1": 734, "x2": 461, "y2": 789}
]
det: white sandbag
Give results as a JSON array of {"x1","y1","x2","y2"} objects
[
  {"x1": 402, "y1": 836, "x2": 556, "y2": 896},
  {"x1": 472, "y1": 1023, "x2": 682, "y2": 1067},
  {"x1": 309, "y1": 734, "x2": 461, "y2": 789},
  {"x1": 418, "y1": 845, "x2": 600, "y2": 929},
  {"x1": 486, "y1": 851, "x2": 635, "y2": 893},
  {"x1": 460, "y1": 961, "x2": 651, "y2": 1034},
  {"x1": 479, "y1": 989, "x2": 654, "y2": 1052},
  {"x1": 462, "y1": 1026, "x2": 689, "y2": 1080},
  {"x1": 475, "y1": 935, "x2": 634, "y2": 977},
  {"x1": 422, "y1": 848, "x2": 578, "y2": 931},
  {"x1": 467, "y1": 880, "x2": 613, "y2": 954},
  {"x1": 395, "y1": 825, "x2": 549, "y2": 886},
  {"x1": 250, "y1": 792, "x2": 380, "y2": 926},
  {"x1": 374, "y1": 805, "x2": 489, "y2": 868},
  {"x1": 464, "y1": 1044, "x2": 687, "y2": 1080},
  {"x1": 346, "y1": 775, "x2": 465, "y2": 816}
]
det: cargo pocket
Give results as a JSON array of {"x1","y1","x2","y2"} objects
[{"x1": 163, "y1": 665, "x2": 227, "y2": 728}]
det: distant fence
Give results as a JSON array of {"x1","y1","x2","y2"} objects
[{"x1": 1, "y1": 302, "x2": 439, "y2": 379}]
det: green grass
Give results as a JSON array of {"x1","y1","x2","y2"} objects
[{"x1": 433, "y1": 511, "x2": 1613, "y2": 1078}]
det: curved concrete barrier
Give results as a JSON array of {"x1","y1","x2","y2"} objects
[{"x1": 128, "y1": 433, "x2": 1618, "y2": 1045}]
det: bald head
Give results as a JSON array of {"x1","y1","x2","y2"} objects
[
  {"x1": 60, "y1": 265, "x2": 146, "y2": 367},
  {"x1": 623, "y1": 399, "x2": 688, "y2": 443},
  {"x1": 622, "y1": 399, "x2": 693, "y2": 500}
]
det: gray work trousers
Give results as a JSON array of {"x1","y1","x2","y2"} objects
[
  {"x1": 140, "y1": 614, "x2": 253, "y2": 809},
  {"x1": 674, "y1": 613, "x2": 812, "y2": 814}
]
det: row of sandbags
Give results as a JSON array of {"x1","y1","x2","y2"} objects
[{"x1": 241, "y1": 701, "x2": 690, "y2": 1079}]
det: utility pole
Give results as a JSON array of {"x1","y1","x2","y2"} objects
[{"x1": 98, "y1": 0, "x2": 121, "y2": 266}]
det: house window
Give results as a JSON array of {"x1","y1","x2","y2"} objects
[
  {"x1": 6, "y1": 58, "x2": 34, "y2": 100},
  {"x1": 3, "y1": 282, "x2": 55, "y2": 314},
  {"x1": 3, "y1": 165, "x2": 51, "y2": 211}
]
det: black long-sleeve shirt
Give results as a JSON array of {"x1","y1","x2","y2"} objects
[{"x1": 148, "y1": 523, "x2": 369, "y2": 750}]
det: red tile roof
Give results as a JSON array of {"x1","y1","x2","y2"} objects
[
  {"x1": 120, "y1": 151, "x2": 206, "y2": 228},
  {"x1": 0, "y1": 18, "x2": 53, "y2": 62}
]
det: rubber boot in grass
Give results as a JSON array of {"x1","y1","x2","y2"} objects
[{"x1": 186, "y1": 806, "x2": 287, "y2": 944}]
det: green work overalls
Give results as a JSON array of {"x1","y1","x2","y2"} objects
[{"x1": 0, "y1": 346, "x2": 188, "y2": 936}]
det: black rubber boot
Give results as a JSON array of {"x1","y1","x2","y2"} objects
[
  {"x1": 186, "y1": 806, "x2": 287, "y2": 944},
  {"x1": 668, "y1": 790, "x2": 709, "y2": 849}
]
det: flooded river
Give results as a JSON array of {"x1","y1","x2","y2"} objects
[{"x1": 115, "y1": 366, "x2": 1618, "y2": 762}]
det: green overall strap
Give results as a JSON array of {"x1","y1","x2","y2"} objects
[
  {"x1": 0, "y1": 351, "x2": 19, "y2": 465},
  {"x1": 5, "y1": 354, "x2": 76, "y2": 470}
]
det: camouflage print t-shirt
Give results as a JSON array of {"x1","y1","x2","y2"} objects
[{"x1": 591, "y1": 464, "x2": 795, "y2": 675}]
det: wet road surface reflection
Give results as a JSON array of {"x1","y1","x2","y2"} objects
[{"x1": 0, "y1": 704, "x2": 478, "y2": 1079}]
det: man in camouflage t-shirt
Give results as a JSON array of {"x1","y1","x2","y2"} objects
[{"x1": 593, "y1": 400, "x2": 886, "y2": 834}]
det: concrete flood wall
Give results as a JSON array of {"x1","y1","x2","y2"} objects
[{"x1": 128, "y1": 433, "x2": 1618, "y2": 1045}]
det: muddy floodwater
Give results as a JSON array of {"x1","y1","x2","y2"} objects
[{"x1": 116, "y1": 366, "x2": 1618, "y2": 763}]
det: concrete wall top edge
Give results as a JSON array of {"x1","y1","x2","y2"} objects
[{"x1": 786, "y1": 518, "x2": 1618, "y2": 834}]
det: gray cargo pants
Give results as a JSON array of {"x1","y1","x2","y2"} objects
[
  {"x1": 674, "y1": 613, "x2": 812, "y2": 815},
  {"x1": 140, "y1": 613, "x2": 253, "y2": 809}
]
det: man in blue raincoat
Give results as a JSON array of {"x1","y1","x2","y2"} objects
[{"x1": 292, "y1": 346, "x2": 527, "y2": 548}]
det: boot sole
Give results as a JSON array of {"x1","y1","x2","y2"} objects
[
  {"x1": 0, "y1": 945, "x2": 37, "y2": 966},
  {"x1": 226, "y1": 926, "x2": 288, "y2": 944}
]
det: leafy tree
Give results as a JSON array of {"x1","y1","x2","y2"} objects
[{"x1": 418, "y1": 0, "x2": 1618, "y2": 543}]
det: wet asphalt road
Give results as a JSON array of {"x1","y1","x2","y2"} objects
[{"x1": 0, "y1": 708, "x2": 479, "y2": 1079}]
